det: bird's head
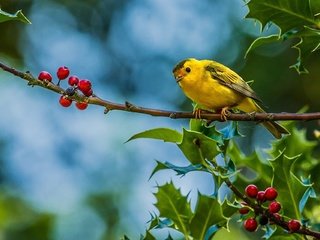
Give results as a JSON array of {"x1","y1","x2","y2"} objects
[{"x1": 172, "y1": 58, "x2": 198, "y2": 83}]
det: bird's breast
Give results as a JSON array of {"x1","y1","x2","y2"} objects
[{"x1": 179, "y1": 77, "x2": 244, "y2": 111}]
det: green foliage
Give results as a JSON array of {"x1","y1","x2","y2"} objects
[
  {"x1": 0, "y1": 9, "x2": 31, "y2": 24},
  {"x1": 269, "y1": 151, "x2": 311, "y2": 220},
  {"x1": 0, "y1": 192, "x2": 54, "y2": 240},
  {"x1": 227, "y1": 141, "x2": 273, "y2": 189},
  {"x1": 178, "y1": 129, "x2": 220, "y2": 164},
  {"x1": 245, "y1": 0, "x2": 320, "y2": 73},
  {"x1": 127, "y1": 128, "x2": 182, "y2": 143},
  {"x1": 190, "y1": 194, "x2": 230, "y2": 240},
  {"x1": 132, "y1": 119, "x2": 320, "y2": 239},
  {"x1": 145, "y1": 182, "x2": 235, "y2": 240},
  {"x1": 154, "y1": 182, "x2": 193, "y2": 238}
]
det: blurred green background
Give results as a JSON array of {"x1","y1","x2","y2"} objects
[{"x1": 0, "y1": 0, "x2": 319, "y2": 239}]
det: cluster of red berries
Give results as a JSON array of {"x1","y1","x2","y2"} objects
[
  {"x1": 38, "y1": 66, "x2": 93, "y2": 110},
  {"x1": 240, "y1": 184, "x2": 301, "y2": 233}
]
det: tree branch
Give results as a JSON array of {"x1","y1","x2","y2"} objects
[{"x1": 1, "y1": 61, "x2": 320, "y2": 122}]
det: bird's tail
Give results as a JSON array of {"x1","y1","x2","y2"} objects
[
  {"x1": 237, "y1": 98, "x2": 289, "y2": 139},
  {"x1": 254, "y1": 102, "x2": 289, "y2": 139},
  {"x1": 261, "y1": 121, "x2": 289, "y2": 139}
]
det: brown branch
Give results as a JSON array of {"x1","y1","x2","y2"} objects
[{"x1": 1, "y1": 61, "x2": 320, "y2": 122}]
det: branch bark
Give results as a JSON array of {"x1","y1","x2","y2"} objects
[{"x1": 1, "y1": 61, "x2": 320, "y2": 123}]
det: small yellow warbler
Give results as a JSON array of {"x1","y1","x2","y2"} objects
[{"x1": 173, "y1": 58, "x2": 289, "y2": 139}]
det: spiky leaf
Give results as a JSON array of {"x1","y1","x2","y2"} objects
[
  {"x1": 245, "y1": 0, "x2": 320, "y2": 73},
  {"x1": 149, "y1": 160, "x2": 204, "y2": 179},
  {"x1": 189, "y1": 119, "x2": 224, "y2": 144},
  {"x1": 190, "y1": 194, "x2": 229, "y2": 240},
  {"x1": 178, "y1": 129, "x2": 220, "y2": 164},
  {"x1": 291, "y1": 27, "x2": 320, "y2": 73},
  {"x1": 246, "y1": 0, "x2": 320, "y2": 34},
  {"x1": 154, "y1": 182, "x2": 192, "y2": 236},
  {"x1": 127, "y1": 128, "x2": 182, "y2": 143},
  {"x1": 227, "y1": 140, "x2": 273, "y2": 188},
  {"x1": 269, "y1": 151, "x2": 311, "y2": 219},
  {"x1": 0, "y1": 9, "x2": 31, "y2": 24},
  {"x1": 245, "y1": 34, "x2": 280, "y2": 58}
]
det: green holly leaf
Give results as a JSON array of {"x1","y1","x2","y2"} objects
[
  {"x1": 245, "y1": 34, "x2": 280, "y2": 58},
  {"x1": 291, "y1": 27, "x2": 320, "y2": 73},
  {"x1": 220, "y1": 200, "x2": 239, "y2": 219},
  {"x1": 148, "y1": 214, "x2": 173, "y2": 230},
  {"x1": 149, "y1": 160, "x2": 204, "y2": 179},
  {"x1": 190, "y1": 194, "x2": 229, "y2": 240},
  {"x1": 262, "y1": 225, "x2": 277, "y2": 239},
  {"x1": 269, "y1": 151, "x2": 311, "y2": 219},
  {"x1": 178, "y1": 129, "x2": 220, "y2": 165},
  {"x1": 219, "y1": 121, "x2": 243, "y2": 140},
  {"x1": 245, "y1": 0, "x2": 320, "y2": 73},
  {"x1": 227, "y1": 140, "x2": 273, "y2": 188},
  {"x1": 127, "y1": 128, "x2": 182, "y2": 143},
  {"x1": 268, "y1": 126, "x2": 318, "y2": 175},
  {"x1": 299, "y1": 181, "x2": 316, "y2": 213},
  {"x1": 246, "y1": 0, "x2": 320, "y2": 34},
  {"x1": 154, "y1": 182, "x2": 192, "y2": 237},
  {"x1": 190, "y1": 119, "x2": 224, "y2": 145},
  {"x1": 0, "y1": 9, "x2": 31, "y2": 24}
]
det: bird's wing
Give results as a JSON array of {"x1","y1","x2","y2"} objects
[{"x1": 205, "y1": 63, "x2": 261, "y2": 102}]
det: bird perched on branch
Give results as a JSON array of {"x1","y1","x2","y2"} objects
[{"x1": 173, "y1": 58, "x2": 289, "y2": 139}]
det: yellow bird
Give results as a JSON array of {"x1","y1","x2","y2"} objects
[{"x1": 173, "y1": 58, "x2": 289, "y2": 139}]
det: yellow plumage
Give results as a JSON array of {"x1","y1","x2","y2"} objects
[{"x1": 173, "y1": 58, "x2": 289, "y2": 139}]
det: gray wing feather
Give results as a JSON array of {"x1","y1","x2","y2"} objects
[{"x1": 205, "y1": 64, "x2": 261, "y2": 102}]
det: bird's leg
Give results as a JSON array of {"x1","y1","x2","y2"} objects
[
  {"x1": 220, "y1": 107, "x2": 231, "y2": 121},
  {"x1": 193, "y1": 108, "x2": 203, "y2": 119}
]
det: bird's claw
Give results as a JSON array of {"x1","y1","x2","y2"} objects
[
  {"x1": 220, "y1": 107, "x2": 231, "y2": 121},
  {"x1": 193, "y1": 109, "x2": 202, "y2": 119}
]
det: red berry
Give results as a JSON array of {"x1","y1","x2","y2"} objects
[
  {"x1": 68, "y1": 76, "x2": 79, "y2": 86},
  {"x1": 82, "y1": 88, "x2": 93, "y2": 97},
  {"x1": 264, "y1": 187, "x2": 278, "y2": 201},
  {"x1": 38, "y1": 71, "x2": 52, "y2": 82},
  {"x1": 78, "y1": 79, "x2": 92, "y2": 93},
  {"x1": 268, "y1": 201, "x2": 281, "y2": 213},
  {"x1": 239, "y1": 207, "x2": 250, "y2": 215},
  {"x1": 256, "y1": 191, "x2": 266, "y2": 203},
  {"x1": 75, "y1": 101, "x2": 88, "y2": 110},
  {"x1": 245, "y1": 184, "x2": 258, "y2": 198},
  {"x1": 57, "y1": 66, "x2": 70, "y2": 80},
  {"x1": 288, "y1": 219, "x2": 301, "y2": 232},
  {"x1": 244, "y1": 218, "x2": 258, "y2": 232},
  {"x1": 59, "y1": 96, "x2": 72, "y2": 107}
]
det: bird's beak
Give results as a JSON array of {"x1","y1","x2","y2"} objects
[
  {"x1": 174, "y1": 70, "x2": 184, "y2": 83},
  {"x1": 175, "y1": 75, "x2": 183, "y2": 83}
]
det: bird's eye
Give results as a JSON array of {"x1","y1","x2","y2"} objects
[{"x1": 185, "y1": 67, "x2": 191, "y2": 73}]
